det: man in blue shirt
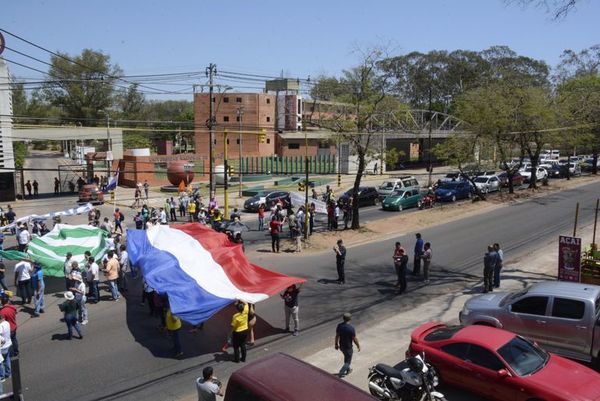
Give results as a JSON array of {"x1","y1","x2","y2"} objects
[
  {"x1": 413, "y1": 233, "x2": 424, "y2": 276},
  {"x1": 31, "y1": 263, "x2": 45, "y2": 317},
  {"x1": 335, "y1": 313, "x2": 360, "y2": 377}
]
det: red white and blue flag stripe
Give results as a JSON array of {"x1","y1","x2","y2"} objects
[{"x1": 127, "y1": 223, "x2": 304, "y2": 324}]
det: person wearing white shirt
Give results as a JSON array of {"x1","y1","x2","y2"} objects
[
  {"x1": 64, "y1": 253, "x2": 73, "y2": 290},
  {"x1": 17, "y1": 227, "x2": 30, "y2": 252},
  {"x1": 13, "y1": 259, "x2": 32, "y2": 305},
  {"x1": 0, "y1": 313, "x2": 11, "y2": 381},
  {"x1": 159, "y1": 208, "x2": 167, "y2": 225},
  {"x1": 119, "y1": 245, "x2": 129, "y2": 292},
  {"x1": 86, "y1": 257, "x2": 100, "y2": 303}
]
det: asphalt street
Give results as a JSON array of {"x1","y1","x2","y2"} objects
[{"x1": 7, "y1": 177, "x2": 597, "y2": 401}]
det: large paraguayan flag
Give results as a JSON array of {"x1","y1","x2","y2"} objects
[
  {"x1": 104, "y1": 169, "x2": 119, "y2": 193},
  {"x1": 127, "y1": 223, "x2": 305, "y2": 324}
]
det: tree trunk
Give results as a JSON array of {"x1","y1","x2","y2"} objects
[
  {"x1": 593, "y1": 151, "x2": 598, "y2": 175},
  {"x1": 350, "y1": 150, "x2": 366, "y2": 229},
  {"x1": 507, "y1": 172, "x2": 514, "y2": 194},
  {"x1": 529, "y1": 152, "x2": 538, "y2": 189}
]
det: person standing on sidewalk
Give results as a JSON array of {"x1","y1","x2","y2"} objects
[
  {"x1": 421, "y1": 242, "x2": 432, "y2": 284},
  {"x1": 483, "y1": 245, "x2": 498, "y2": 293},
  {"x1": 493, "y1": 243, "x2": 504, "y2": 288},
  {"x1": 335, "y1": 312, "x2": 360, "y2": 378},
  {"x1": 334, "y1": 239, "x2": 347, "y2": 284},
  {"x1": 169, "y1": 197, "x2": 177, "y2": 222},
  {"x1": 281, "y1": 284, "x2": 301, "y2": 336},
  {"x1": 413, "y1": 233, "x2": 424, "y2": 276},
  {"x1": 32, "y1": 180, "x2": 39, "y2": 198}
]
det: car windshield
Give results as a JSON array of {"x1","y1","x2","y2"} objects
[
  {"x1": 474, "y1": 177, "x2": 488, "y2": 183},
  {"x1": 391, "y1": 190, "x2": 405, "y2": 197},
  {"x1": 445, "y1": 174, "x2": 458, "y2": 178},
  {"x1": 497, "y1": 336, "x2": 549, "y2": 376},
  {"x1": 380, "y1": 182, "x2": 394, "y2": 189}
]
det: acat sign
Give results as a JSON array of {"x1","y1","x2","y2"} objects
[{"x1": 560, "y1": 236, "x2": 581, "y2": 245}]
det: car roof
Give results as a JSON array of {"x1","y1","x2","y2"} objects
[
  {"x1": 228, "y1": 353, "x2": 377, "y2": 400},
  {"x1": 453, "y1": 325, "x2": 515, "y2": 351},
  {"x1": 528, "y1": 281, "x2": 600, "y2": 300}
]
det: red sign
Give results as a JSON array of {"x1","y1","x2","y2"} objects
[{"x1": 558, "y1": 235, "x2": 581, "y2": 282}]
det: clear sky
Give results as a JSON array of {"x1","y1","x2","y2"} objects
[{"x1": 2, "y1": 0, "x2": 599, "y2": 99}]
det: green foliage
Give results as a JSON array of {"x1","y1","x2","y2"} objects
[
  {"x1": 123, "y1": 133, "x2": 153, "y2": 150},
  {"x1": 42, "y1": 49, "x2": 122, "y2": 124},
  {"x1": 13, "y1": 142, "x2": 27, "y2": 168}
]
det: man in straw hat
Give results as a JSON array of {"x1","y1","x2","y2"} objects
[{"x1": 58, "y1": 291, "x2": 82, "y2": 340}]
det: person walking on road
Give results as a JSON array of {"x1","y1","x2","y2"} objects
[
  {"x1": 0, "y1": 313, "x2": 11, "y2": 380},
  {"x1": 113, "y1": 208, "x2": 124, "y2": 234},
  {"x1": 334, "y1": 239, "x2": 347, "y2": 284},
  {"x1": 393, "y1": 242, "x2": 408, "y2": 293},
  {"x1": 143, "y1": 180, "x2": 150, "y2": 200},
  {"x1": 281, "y1": 284, "x2": 301, "y2": 336},
  {"x1": 196, "y1": 366, "x2": 223, "y2": 401},
  {"x1": 421, "y1": 242, "x2": 432, "y2": 284},
  {"x1": 17, "y1": 225, "x2": 30, "y2": 253},
  {"x1": 14, "y1": 258, "x2": 32, "y2": 305},
  {"x1": 103, "y1": 250, "x2": 120, "y2": 301},
  {"x1": 483, "y1": 245, "x2": 498, "y2": 293},
  {"x1": 31, "y1": 263, "x2": 45, "y2": 316},
  {"x1": 335, "y1": 312, "x2": 360, "y2": 378},
  {"x1": 59, "y1": 291, "x2": 82, "y2": 340},
  {"x1": 413, "y1": 233, "x2": 424, "y2": 276},
  {"x1": 269, "y1": 216, "x2": 283, "y2": 253},
  {"x1": 493, "y1": 243, "x2": 503, "y2": 288}
]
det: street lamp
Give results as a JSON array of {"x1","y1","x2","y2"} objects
[{"x1": 237, "y1": 106, "x2": 245, "y2": 197}]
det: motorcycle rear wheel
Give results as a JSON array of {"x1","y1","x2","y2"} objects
[{"x1": 367, "y1": 372, "x2": 389, "y2": 400}]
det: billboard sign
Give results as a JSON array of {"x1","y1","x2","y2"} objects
[{"x1": 558, "y1": 235, "x2": 582, "y2": 282}]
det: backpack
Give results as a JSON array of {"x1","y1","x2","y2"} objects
[{"x1": 119, "y1": 212, "x2": 124, "y2": 222}]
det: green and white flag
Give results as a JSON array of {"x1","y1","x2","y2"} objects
[{"x1": 0, "y1": 224, "x2": 109, "y2": 277}]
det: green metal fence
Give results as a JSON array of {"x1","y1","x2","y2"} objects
[{"x1": 232, "y1": 155, "x2": 337, "y2": 175}]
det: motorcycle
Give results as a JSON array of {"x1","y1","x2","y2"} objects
[
  {"x1": 418, "y1": 194, "x2": 435, "y2": 210},
  {"x1": 368, "y1": 354, "x2": 445, "y2": 401}
]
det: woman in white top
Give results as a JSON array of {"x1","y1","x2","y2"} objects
[{"x1": 0, "y1": 313, "x2": 12, "y2": 380}]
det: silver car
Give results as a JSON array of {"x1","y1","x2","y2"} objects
[{"x1": 459, "y1": 281, "x2": 600, "y2": 363}]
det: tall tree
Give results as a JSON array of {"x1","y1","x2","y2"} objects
[
  {"x1": 555, "y1": 45, "x2": 600, "y2": 83},
  {"x1": 42, "y1": 49, "x2": 122, "y2": 125},
  {"x1": 557, "y1": 74, "x2": 600, "y2": 174},
  {"x1": 507, "y1": 0, "x2": 581, "y2": 19}
]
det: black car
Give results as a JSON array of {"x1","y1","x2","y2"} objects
[
  {"x1": 338, "y1": 186, "x2": 380, "y2": 207},
  {"x1": 243, "y1": 190, "x2": 291, "y2": 212},
  {"x1": 547, "y1": 164, "x2": 569, "y2": 178}
]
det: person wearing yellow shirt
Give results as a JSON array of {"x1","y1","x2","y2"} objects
[
  {"x1": 188, "y1": 201, "x2": 196, "y2": 222},
  {"x1": 230, "y1": 301, "x2": 248, "y2": 363},
  {"x1": 166, "y1": 308, "x2": 183, "y2": 359}
]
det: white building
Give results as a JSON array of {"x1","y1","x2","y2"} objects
[{"x1": 0, "y1": 58, "x2": 14, "y2": 170}]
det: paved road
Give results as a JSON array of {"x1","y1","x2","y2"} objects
[{"x1": 12, "y1": 180, "x2": 599, "y2": 401}]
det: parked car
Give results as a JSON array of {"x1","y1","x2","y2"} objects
[
  {"x1": 473, "y1": 175, "x2": 500, "y2": 193},
  {"x1": 583, "y1": 158, "x2": 600, "y2": 172},
  {"x1": 339, "y1": 186, "x2": 380, "y2": 207},
  {"x1": 547, "y1": 164, "x2": 568, "y2": 178},
  {"x1": 381, "y1": 188, "x2": 421, "y2": 211},
  {"x1": 224, "y1": 353, "x2": 377, "y2": 401},
  {"x1": 497, "y1": 171, "x2": 524, "y2": 187},
  {"x1": 407, "y1": 322, "x2": 600, "y2": 401},
  {"x1": 519, "y1": 167, "x2": 547, "y2": 182},
  {"x1": 78, "y1": 184, "x2": 104, "y2": 205},
  {"x1": 567, "y1": 162, "x2": 582, "y2": 176},
  {"x1": 376, "y1": 176, "x2": 420, "y2": 198},
  {"x1": 434, "y1": 181, "x2": 472, "y2": 202},
  {"x1": 243, "y1": 190, "x2": 290, "y2": 212},
  {"x1": 459, "y1": 281, "x2": 600, "y2": 364}
]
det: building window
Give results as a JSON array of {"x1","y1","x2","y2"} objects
[
  {"x1": 236, "y1": 116, "x2": 240, "y2": 122},
  {"x1": 319, "y1": 141, "x2": 329, "y2": 149},
  {"x1": 223, "y1": 116, "x2": 230, "y2": 122},
  {"x1": 288, "y1": 143, "x2": 300, "y2": 149},
  {"x1": 213, "y1": 139, "x2": 217, "y2": 145},
  {"x1": 266, "y1": 98, "x2": 271, "y2": 104},
  {"x1": 227, "y1": 139, "x2": 230, "y2": 145},
  {"x1": 236, "y1": 139, "x2": 240, "y2": 144},
  {"x1": 266, "y1": 138, "x2": 271, "y2": 144},
  {"x1": 223, "y1": 97, "x2": 229, "y2": 103},
  {"x1": 211, "y1": 97, "x2": 216, "y2": 103},
  {"x1": 236, "y1": 97, "x2": 242, "y2": 103},
  {"x1": 266, "y1": 116, "x2": 271, "y2": 122}
]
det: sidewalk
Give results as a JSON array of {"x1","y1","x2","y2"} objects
[{"x1": 303, "y1": 222, "x2": 596, "y2": 394}]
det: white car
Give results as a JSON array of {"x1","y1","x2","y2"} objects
[
  {"x1": 473, "y1": 175, "x2": 501, "y2": 193},
  {"x1": 519, "y1": 167, "x2": 547, "y2": 182}
]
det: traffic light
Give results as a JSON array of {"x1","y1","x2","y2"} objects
[
  {"x1": 258, "y1": 129, "x2": 266, "y2": 143},
  {"x1": 298, "y1": 181, "x2": 305, "y2": 192}
]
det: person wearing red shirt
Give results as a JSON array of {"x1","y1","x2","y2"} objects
[
  {"x1": 269, "y1": 217, "x2": 283, "y2": 253},
  {"x1": 258, "y1": 204, "x2": 265, "y2": 231},
  {"x1": 0, "y1": 294, "x2": 18, "y2": 356}
]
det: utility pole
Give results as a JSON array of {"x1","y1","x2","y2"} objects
[
  {"x1": 224, "y1": 129, "x2": 229, "y2": 217},
  {"x1": 206, "y1": 63, "x2": 217, "y2": 197},
  {"x1": 237, "y1": 106, "x2": 244, "y2": 197},
  {"x1": 105, "y1": 113, "x2": 111, "y2": 180},
  {"x1": 427, "y1": 86, "x2": 433, "y2": 187},
  {"x1": 304, "y1": 130, "x2": 309, "y2": 240}
]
